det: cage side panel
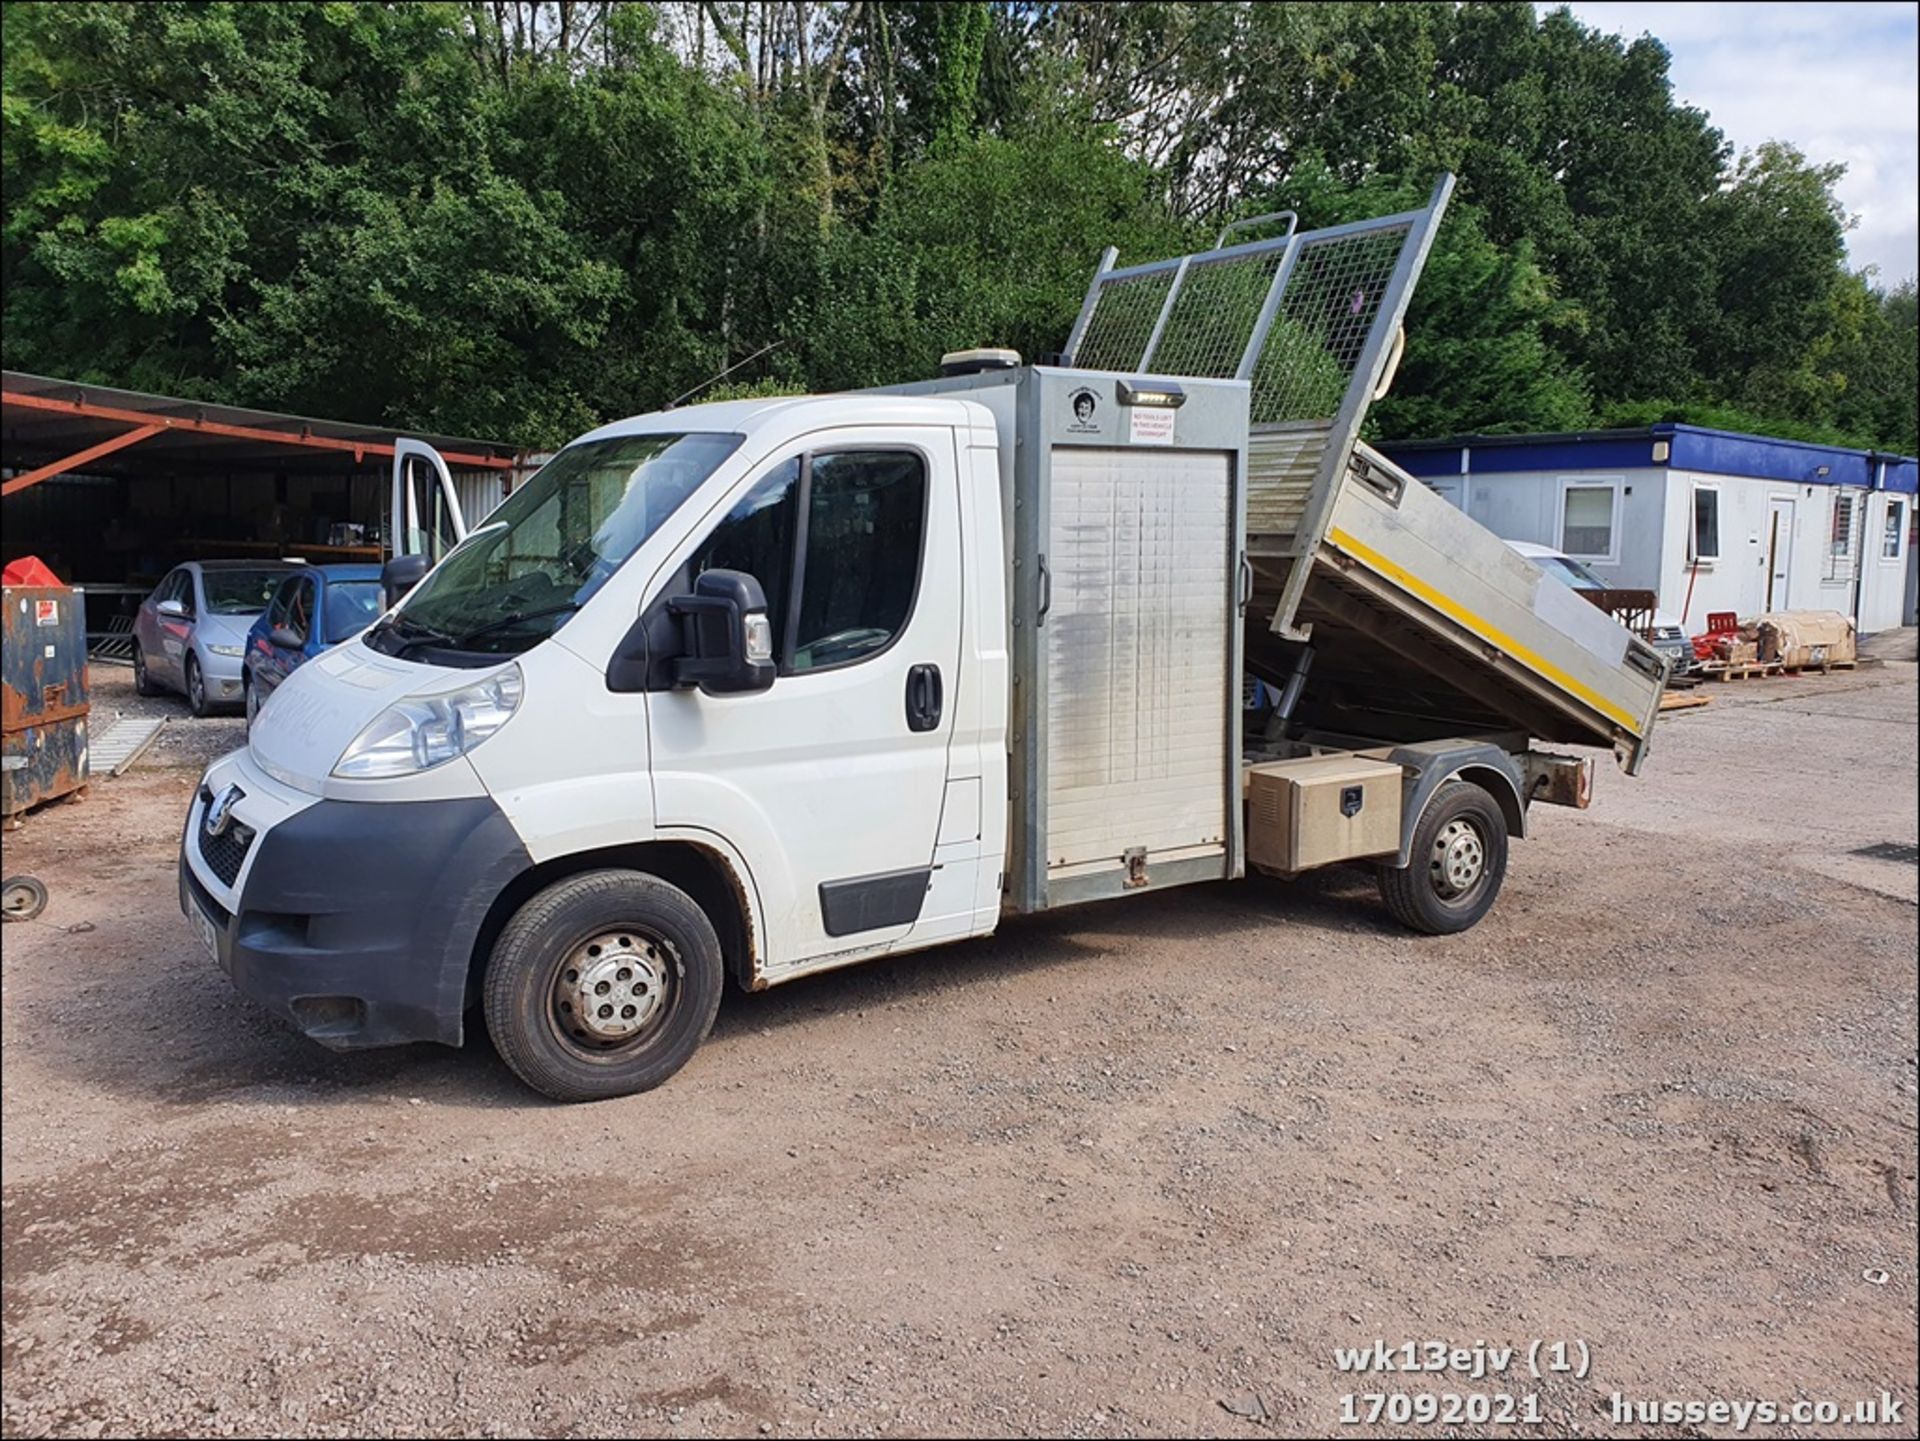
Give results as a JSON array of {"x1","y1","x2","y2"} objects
[
  {"x1": 1043, "y1": 447, "x2": 1232, "y2": 871},
  {"x1": 1073, "y1": 271, "x2": 1176, "y2": 374}
]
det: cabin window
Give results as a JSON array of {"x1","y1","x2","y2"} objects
[
  {"x1": 1559, "y1": 480, "x2": 1619, "y2": 562},
  {"x1": 1691, "y1": 486, "x2": 1721, "y2": 562}
]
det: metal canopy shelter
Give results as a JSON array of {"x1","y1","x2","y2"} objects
[{"x1": 2, "y1": 370, "x2": 519, "y2": 496}]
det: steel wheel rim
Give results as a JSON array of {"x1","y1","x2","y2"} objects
[
  {"x1": 3, "y1": 878, "x2": 47, "y2": 919},
  {"x1": 188, "y1": 662, "x2": 203, "y2": 710},
  {"x1": 549, "y1": 929, "x2": 678, "y2": 1054},
  {"x1": 1429, "y1": 816, "x2": 1487, "y2": 901}
]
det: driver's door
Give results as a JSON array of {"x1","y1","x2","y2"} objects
[
  {"x1": 389, "y1": 439, "x2": 467, "y2": 561},
  {"x1": 646, "y1": 429, "x2": 965, "y2": 973}
]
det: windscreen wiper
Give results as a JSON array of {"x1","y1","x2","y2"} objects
[
  {"x1": 449, "y1": 602, "x2": 581, "y2": 649},
  {"x1": 375, "y1": 613, "x2": 461, "y2": 658}
]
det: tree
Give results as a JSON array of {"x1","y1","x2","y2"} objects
[{"x1": 3, "y1": 1, "x2": 1914, "y2": 454}]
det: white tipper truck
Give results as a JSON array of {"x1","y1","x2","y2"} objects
[{"x1": 180, "y1": 176, "x2": 1669, "y2": 1100}]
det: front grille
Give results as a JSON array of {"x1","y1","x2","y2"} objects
[{"x1": 197, "y1": 812, "x2": 256, "y2": 888}]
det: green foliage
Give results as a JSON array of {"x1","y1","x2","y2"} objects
[
  {"x1": 929, "y1": 2, "x2": 989, "y2": 147},
  {"x1": 1598, "y1": 399, "x2": 1883, "y2": 452},
  {"x1": 801, "y1": 130, "x2": 1188, "y2": 390},
  {"x1": 2, "y1": 1, "x2": 1914, "y2": 458}
]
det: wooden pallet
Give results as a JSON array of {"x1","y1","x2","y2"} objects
[
  {"x1": 1659, "y1": 691, "x2": 1712, "y2": 712},
  {"x1": 1699, "y1": 660, "x2": 1784, "y2": 682},
  {"x1": 1779, "y1": 659, "x2": 1858, "y2": 676}
]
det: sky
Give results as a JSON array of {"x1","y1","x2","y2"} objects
[{"x1": 1546, "y1": 1, "x2": 1919, "y2": 285}]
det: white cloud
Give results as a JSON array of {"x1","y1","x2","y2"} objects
[{"x1": 1543, "y1": 1, "x2": 1919, "y2": 283}]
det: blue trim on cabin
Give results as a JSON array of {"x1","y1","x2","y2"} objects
[{"x1": 1382, "y1": 425, "x2": 1918, "y2": 494}]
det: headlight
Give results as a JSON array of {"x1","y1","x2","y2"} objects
[
  {"x1": 333, "y1": 665, "x2": 523, "y2": 779},
  {"x1": 206, "y1": 643, "x2": 244, "y2": 658}
]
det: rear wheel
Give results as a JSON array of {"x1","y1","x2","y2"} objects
[
  {"x1": 185, "y1": 655, "x2": 212, "y2": 718},
  {"x1": 133, "y1": 645, "x2": 160, "y2": 697},
  {"x1": 484, "y1": 870, "x2": 724, "y2": 1102},
  {"x1": 1377, "y1": 783, "x2": 1508, "y2": 935}
]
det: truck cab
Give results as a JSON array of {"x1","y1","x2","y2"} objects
[{"x1": 182, "y1": 395, "x2": 1010, "y2": 1100}]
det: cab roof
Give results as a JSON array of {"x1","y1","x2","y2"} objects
[{"x1": 570, "y1": 393, "x2": 983, "y2": 449}]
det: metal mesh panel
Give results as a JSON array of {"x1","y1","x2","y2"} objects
[
  {"x1": 1073, "y1": 270, "x2": 1175, "y2": 373},
  {"x1": 1252, "y1": 224, "x2": 1410, "y2": 423},
  {"x1": 1147, "y1": 248, "x2": 1288, "y2": 380}
]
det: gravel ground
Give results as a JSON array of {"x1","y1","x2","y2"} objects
[
  {"x1": 80, "y1": 663, "x2": 246, "y2": 773},
  {"x1": 2, "y1": 649, "x2": 1915, "y2": 1438}
]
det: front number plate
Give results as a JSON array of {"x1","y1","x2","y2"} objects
[{"x1": 189, "y1": 899, "x2": 220, "y2": 964}]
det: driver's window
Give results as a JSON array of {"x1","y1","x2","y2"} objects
[
  {"x1": 678, "y1": 448, "x2": 924, "y2": 676},
  {"x1": 170, "y1": 570, "x2": 196, "y2": 614},
  {"x1": 286, "y1": 578, "x2": 314, "y2": 645},
  {"x1": 791, "y1": 452, "x2": 925, "y2": 673},
  {"x1": 266, "y1": 577, "x2": 296, "y2": 630},
  {"x1": 688, "y1": 458, "x2": 799, "y2": 650}
]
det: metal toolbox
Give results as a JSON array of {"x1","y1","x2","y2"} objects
[{"x1": 1246, "y1": 754, "x2": 1402, "y2": 874}]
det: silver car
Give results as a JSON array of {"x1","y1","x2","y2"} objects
[{"x1": 133, "y1": 561, "x2": 297, "y2": 716}]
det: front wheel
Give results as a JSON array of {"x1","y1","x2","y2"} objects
[
  {"x1": 483, "y1": 870, "x2": 724, "y2": 1102},
  {"x1": 243, "y1": 672, "x2": 260, "y2": 731},
  {"x1": 185, "y1": 655, "x2": 212, "y2": 718},
  {"x1": 1377, "y1": 783, "x2": 1508, "y2": 935}
]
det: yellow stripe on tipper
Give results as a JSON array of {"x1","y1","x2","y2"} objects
[{"x1": 1326, "y1": 525, "x2": 1644, "y2": 734}]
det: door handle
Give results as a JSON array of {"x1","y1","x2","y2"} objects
[{"x1": 905, "y1": 663, "x2": 943, "y2": 732}]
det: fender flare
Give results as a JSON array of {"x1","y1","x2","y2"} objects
[{"x1": 1389, "y1": 743, "x2": 1527, "y2": 869}]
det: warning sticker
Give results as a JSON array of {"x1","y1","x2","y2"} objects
[
  {"x1": 1127, "y1": 406, "x2": 1176, "y2": 446},
  {"x1": 34, "y1": 599, "x2": 58, "y2": 626}
]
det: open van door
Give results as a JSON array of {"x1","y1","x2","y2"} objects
[{"x1": 389, "y1": 438, "x2": 467, "y2": 561}]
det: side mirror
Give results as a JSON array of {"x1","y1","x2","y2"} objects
[
  {"x1": 157, "y1": 598, "x2": 187, "y2": 618},
  {"x1": 382, "y1": 554, "x2": 430, "y2": 609},
  {"x1": 269, "y1": 625, "x2": 303, "y2": 649},
  {"x1": 669, "y1": 569, "x2": 775, "y2": 695}
]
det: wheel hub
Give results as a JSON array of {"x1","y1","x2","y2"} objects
[
  {"x1": 1430, "y1": 817, "x2": 1486, "y2": 899},
  {"x1": 553, "y1": 932, "x2": 671, "y2": 1044}
]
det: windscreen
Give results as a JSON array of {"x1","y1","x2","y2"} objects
[
  {"x1": 1535, "y1": 555, "x2": 1607, "y2": 591},
  {"x1": 324, "y1": 581, "x2": 383, "y2": 643},
  {"x1": 201, "y1": 570, "x2": 289, "y2": 614},
  {"x1": 373, "y1": 431, "x2": 743, "y2": 657}
]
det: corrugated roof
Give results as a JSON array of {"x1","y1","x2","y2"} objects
[{"x1": 2, "y1": 370, "x2": 523, "y2": 479}]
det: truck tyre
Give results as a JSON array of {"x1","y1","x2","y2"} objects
[
  {"x1": 484, "y1": 869, "x2": 724, "y2": 1102},
  {"x1": 1377, "y1": 783, "x2": 1508, "y2": 935}
]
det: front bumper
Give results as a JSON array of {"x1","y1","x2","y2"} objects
[
  {"x1": 180, "y1": 782, "x2": 532, "y2": 1050},
  {"x1": 196, "y1": 646, "x2": 247, "y2": 701}
]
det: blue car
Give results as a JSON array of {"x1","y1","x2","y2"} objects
[{"x1": 242, "y1": 564, "x2": 386, "y2": 729}]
